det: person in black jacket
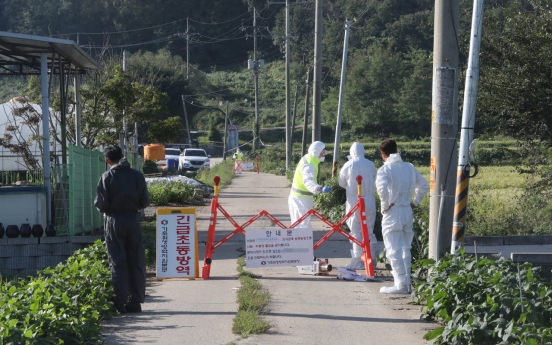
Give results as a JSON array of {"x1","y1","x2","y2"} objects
[{"x1": 95, "y1": 145, "x2": 150, "y2": 314}]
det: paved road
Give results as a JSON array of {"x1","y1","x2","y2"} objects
[{"x1": 101, "y1": 172, "x2": 435, "y2": 345}]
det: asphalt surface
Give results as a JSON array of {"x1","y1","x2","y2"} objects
[{"x1": 100, "y1": 167, "x2": 552, "y2": 345}]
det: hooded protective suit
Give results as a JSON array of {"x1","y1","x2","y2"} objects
[
  {"x1": 288, "y1": 141, "x2": 326, "y2": 230},
  {"x1": 338, "y1": 142, "x2": 377, "y2": 269},
  {"x1": 376, "y1": 152, "x2": 428, "y2": 293}
]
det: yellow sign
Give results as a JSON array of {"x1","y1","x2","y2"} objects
[
  {"x1": 430, "y1": 157, "x2": 436, "y2": 191},
  {"x1": 156, "y1": 208, "x2": 199, "y2": 280}
]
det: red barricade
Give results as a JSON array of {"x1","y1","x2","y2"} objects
[{"x1": 201, "y1": 175, "x2": 374, "y2": 279}]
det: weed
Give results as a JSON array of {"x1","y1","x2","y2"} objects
[
  {"x1": 232, "y1": 256, "x2": 271, "y2": 337},
  {"x1": 196, "y1": 158, "x2": 234, "y2": 187}
]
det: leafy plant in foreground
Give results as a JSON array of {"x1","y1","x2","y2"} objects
[
  {"x1": 0, "y1": 240, "x2": 114, "y2": 344},
  {"x1": 414, "y1": 250, "x2": 552, "y2": 345}
]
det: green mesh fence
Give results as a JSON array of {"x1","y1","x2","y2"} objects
[
  {"x1": 52, "y1": 146, "x2": 142, "y2": 235},
  {"x1": 52, "y1": 145, "x2": 105, "y2": 235},
  {"x1": 68, "y1": 144, "x2": 105, "y2": 235},
  {"x1": 126, "y1": 151, "x2": 143, "y2": 171}
]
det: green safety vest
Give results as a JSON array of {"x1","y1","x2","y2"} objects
[
  {"x1": 234, "y1": 152, "x2": 243, "y2": 161},
  {"x1": 291, "y1": 154, "x2": 319, "y2": 198}
]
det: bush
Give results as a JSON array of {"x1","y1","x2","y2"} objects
[
  {"x1": 0, "y1": 240, "x2": 114, "y2": 344},
  {"x1": 148, "y1": 181, "x2": 195, "y2": 205},
  {"x1": 142, "y1": 159, "x2": 159, "y2": 174},
  {"x1": 414, "y1": 250, "x2": 552, "y2": 344}
]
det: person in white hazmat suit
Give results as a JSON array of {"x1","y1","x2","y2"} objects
[
  {"x1": 288, "y1": 141, "x2": 332, "y2": 230},
  {"x1": 376, "y1": 139, "x2": 428, "y2": 294},
  {"x1": 338, "y1": 142, "x2": 378, "y2": 270}
]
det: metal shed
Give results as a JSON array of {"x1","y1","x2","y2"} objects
[{"x1": 0, "y1": 31, "x2": 100, "y2": 225}]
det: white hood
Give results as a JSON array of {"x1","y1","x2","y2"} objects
[
  {"x1": 308, "y1": 141, "x2": 325, "y2": 159},
  {"x1": 349, "y1": 142, "x2": 365, "y2": 158}
]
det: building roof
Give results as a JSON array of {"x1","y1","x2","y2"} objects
[{"x1": 0, "y1": 31, "x2": 101, "y2": 75}]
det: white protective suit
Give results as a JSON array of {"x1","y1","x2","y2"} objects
[
  {"x1": 288, "y1": 141, "x2": 326, "y2": 230},
  {"x1": 376, "y1": 153, "x2": 428, "y2": 293},
  {"x1": 338, "y1": 142, "x2": 378, "y2": 270}
]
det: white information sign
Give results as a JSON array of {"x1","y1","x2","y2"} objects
[
  {"x1": 156, "y1": 210, "x2": 197, "y2": 278},
  {"x1": 245, "y1": 228, "x2": 313, "y2": 268},
  {"x1": 242, "y1": 162, "x2": 254, "y2": 171}
]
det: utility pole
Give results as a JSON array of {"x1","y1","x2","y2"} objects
[
  {"x1": 74, "y1": 33, "x2": 82, "y2": 147},
  {"x1": 332, "y1": 19, "x2": 351, "y2": 178},
  {"x1": 429, "y1": 0, "x2": 460, "y2": 260},
  {"x1": 59, "y1": 58, "x2": 67, "y2": 165},
  {"x1": 302, "y1": 69, "x2": 310, "y2": 156},
  {"x1": 223, "y1": 101, "x2": 229, "y2": 161},
  {"x1": 254, "y1": 8, "x2": 260, "y2": 150},
  {"x1": 269, "y1": 1, "x2": 308, "y2": 169},
  {"x1": 122, "y1": 50, "x2": 128, "y2": 157},
  {"x1": 290, "y1": 84, "x2": 299, "y2": 145},
  {"x1": 451, "y1": 0, "x2": 484, "y2": 254},
  {"x1": 312, "y1": 0, "x2": 323, "y2": 142},
  {"x1": 186, "y1": 18, "x2": 190, "y2": 79},
  {"x1": 181, "y1": 95, "x2": 192, "y2": 145},
  {"x1": 245, "y1": 8, "x2": 267, "y2": 150},
  {"x1": 285, "y1": 0, "x2": 292, "y2": 169}
]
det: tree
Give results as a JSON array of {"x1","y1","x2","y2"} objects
[
  {"x1": 148, "y1": 116, "x2": 184, "y2": 143},
  {"x1": 208, "y1": 121, "x2": 222, "y2": 142},
  {"x1": 24, "y1": 54, "x2": 169, "y2": 150},
  {"x1": 478, "y1": 0, "x2": 552, "y2": 170}
]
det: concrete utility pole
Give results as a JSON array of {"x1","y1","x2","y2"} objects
[
  {"x1": 301, "y1": 69, "x2": 310, "y2": 156},
  {"x1": 312, "y1": 0, "x2": 323, "y2": 142},
  {"x1": 429, "y1": 0, "x2": 460, "y2": 260},
  {"x1": 181, "y1": 95, "x2": 192, "y2": 146},
  {"x1": 187, "y1": 18, "x2": 190, "y2": 79},
  {"x1": 332, "y1": 19, "x2": 351, "y2": 178},
  {"x1": 290, "y1": 84, "x2": 299, "y2": 144},
  {"x1": 269, "y1": 0, "x2": 308, "y2": 169},
  {"x1": 451, "y1": 0, "x2": 484, "y2": 254},
  {"x1": 59, "y1": 58, "x2": 67, "y2": 165},
  {"x1": 122, "y1": 50, "x2": 128, "y2": 157},
  {"x1": 254, "y1": 8, "x2": 260, "y2": 150},
  {"x1": 285, "y1": 0, "x2": 292, "y2": 169},
  {"x1": 74, "y1": 33, "x2": 82, "y2": 147},
  {"x1": 223, "y1": 101, "x2": 229, "y2": 161}
]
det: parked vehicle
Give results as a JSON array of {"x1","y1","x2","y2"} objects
[
  {"x1": 179, "y1": 148, "x2": 210, "y2": 171},
  {"x1": 164, "y1": 148, "x2": 181, "y2": 170}
]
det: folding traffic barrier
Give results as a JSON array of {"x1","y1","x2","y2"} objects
[{"x1": 201, "y1": 175, "x2": 374, "y2": 279}]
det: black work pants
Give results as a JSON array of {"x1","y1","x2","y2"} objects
[{"x1": 104, "y1": 212, "x2": 146, "y2": 306}]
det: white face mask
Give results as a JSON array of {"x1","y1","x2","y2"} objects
[{"x1": 319, "y1": 156, "x2": 325, "y2": 162}]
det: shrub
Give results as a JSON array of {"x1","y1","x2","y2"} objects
[
  {"x1": 414, "y1": 250, "x2": 552, "y2": 345},
  {"x1": 142, "y1": 159, "x2": 159, "y2": 174},
  {"x1": 0, "y1": 240, "x2": 114, "y2": 344},
  {"x1": 148, "y1": 181, "x2": 195, "y2": 205}
]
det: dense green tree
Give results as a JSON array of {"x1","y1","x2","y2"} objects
[
  {"x1": 23, "y1": 55, "x2": 168, "y2": 149},
  {"x1": 478, "y1": 0, "x2": 552, "y2": 167},
  {"x1": 148, "y1": 116, "x2": 184, "y2": 143}
]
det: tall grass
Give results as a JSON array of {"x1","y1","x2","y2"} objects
[{"x1": 196, "y1": 158, "x2": 235, "y2": 187}]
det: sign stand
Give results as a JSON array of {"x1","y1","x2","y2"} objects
[{"x1": 156, "y1": 208, "x2": 200, "y2": 280}]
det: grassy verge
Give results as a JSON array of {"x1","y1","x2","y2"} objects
[
  {"x1": 196, "y1": 158, "x2": 235, "y2": 188},
  {"x1": 232, "y1": 256, "x2": 271, "y2": 337}
]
